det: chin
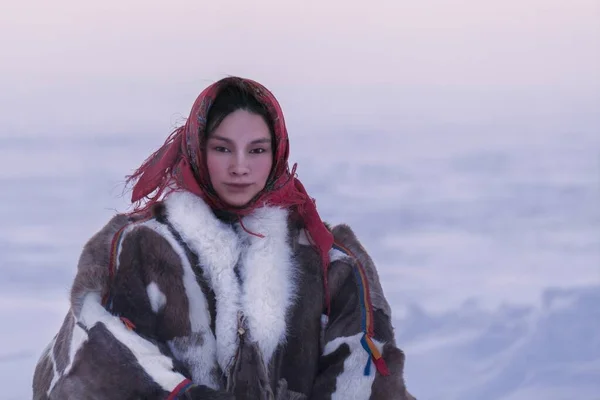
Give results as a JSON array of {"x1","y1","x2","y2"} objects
[
  {"x1": 220, "y1": 195, "x2": 255, "y2": 208},
  {"x1": 214, "y1": 185, "x2": 263, "y2": 208},
  {"x1": 225, "y1": 200, "x2": 251, "y2": 208}
]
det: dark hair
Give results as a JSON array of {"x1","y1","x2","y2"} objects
[{"x1": 205, "y1": 83, "x2": 274, "y2": 142}]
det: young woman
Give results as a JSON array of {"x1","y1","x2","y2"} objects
[{"x1": 32, "y1": 77, "x2": 415, "y2": 400}]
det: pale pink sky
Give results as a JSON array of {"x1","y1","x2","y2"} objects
[{"x1": 1, "y1": 0, "x2": 598, "y2": 136}]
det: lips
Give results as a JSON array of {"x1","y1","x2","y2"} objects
[
  {"x1": 224, "y1": 183, "x2": 253, "y2": 192},
  {"x1": 225, "y1": 183, "x2": 252, "y2": 188}
]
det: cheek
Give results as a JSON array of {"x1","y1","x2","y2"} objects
[
  {"x1": 206, "y1": 153, "x2": 223, "y2": 180},
  {"x1": 258, "y1": 157, "x2": 273, "y2": 181}
]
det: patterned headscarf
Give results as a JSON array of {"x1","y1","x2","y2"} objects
[{"x1": 126, "y1": 76, "x2": 334, "y2": 303}]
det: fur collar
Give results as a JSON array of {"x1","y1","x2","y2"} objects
[{"x1": 163, "y1": 191, "x2": 296, "y2": 373}]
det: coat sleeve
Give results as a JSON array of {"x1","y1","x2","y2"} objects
[
  {"x1": 310, "y1": 224, "x2": 416, "y2": 400},
  {"x1": 32, "y1": 214, "x2": 233, "y2": 400}
]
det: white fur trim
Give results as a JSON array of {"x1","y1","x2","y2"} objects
[
  {"x1": 323, "y1": 333, "x2": 383, "y2": 399},
  {"x1": 78, "y1": 293, "x2": 186, "y2": 392},
  {"x1": 237, "y1": 206, "x2": 296, "y2": 365},
  {"x1": 164, "y1": 191, "x2": 242, "y2": 373},
  {"x1": 146, "y1": 282, "x2": 167, "y2": 313},
  {"x1": 141, "y1": 219, "x2": 218, "y2": 388},
  {"x1": 164, "y1": 191, "x2": 297, "y2": 372}
]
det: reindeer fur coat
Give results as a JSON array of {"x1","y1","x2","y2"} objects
[{"x1": 32, "y1": 190, "x2": 415, "y2": 400}]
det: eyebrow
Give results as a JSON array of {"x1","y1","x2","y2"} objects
[{"x1": 209, "y1": 135, "x2": 271, "y2": 145}]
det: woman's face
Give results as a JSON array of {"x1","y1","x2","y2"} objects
[{"x1": 206, "y1": 109, "x2": 273, "y2": 207}]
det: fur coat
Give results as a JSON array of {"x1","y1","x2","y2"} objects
[{"x1": 32, "y1": 190, "x2": 415, "y2": 400}]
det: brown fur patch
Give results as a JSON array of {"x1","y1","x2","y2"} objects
[
  {"x1": 49, "y1": 323, "x2": 170, "y2": 400},
  {"x1": 324, "y1": 263, "x2": 362, "y2": 342},
  {"x1": 331, "y1": 224, "x2": 392, "y2": 320},
  {"x1": 371, "y1": 343, "x2": 416, "y2": 400},
  {"x1": 52, "y1": 312, "x2": 74, "y2": 375},
  {"x1": 32, "y1": 344, "x2": 54, "y2": 400},
  {"x1": 275, "y1": 241, "x2": 324, "y2": 396},
  {"x1": 309, "y1": 343, "x2": 351, "y2": 399},
  {"x1": 228, "y1": 339, "x2": 273, "y2": 400},
  {"x1": 170, "y1": 332, "x2": 204, "y2": 352},
  {"x1": 113, "y1": 224, "x2": 192, "y2": 341},
  {"x1": 274, "y1": 379, "x2": 308, "y2": 400},
  {"x1": 110, "y1": 220, "x2": 222, "y2": 388},
  {"x1": 70, "y1": 214, "x2": 131, "y2": 317},
  {"x1": 155, "y1": 203, "x2": 218, "y2": 336}
]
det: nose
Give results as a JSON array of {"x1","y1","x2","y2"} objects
[{"x1": 229, "y1": 152, "x2": 250, "y2": 176}]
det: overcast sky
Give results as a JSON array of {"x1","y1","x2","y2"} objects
[{"x1": 1, "y1": 0, "x2": 598, "y2": 138}]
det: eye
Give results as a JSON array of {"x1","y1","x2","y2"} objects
[
  {"x1": 214, "y1": 146, "x2": 230, "y2": 153},
  {"x1": 250, "y1": 148, "x2": 266, "y2": 154}
]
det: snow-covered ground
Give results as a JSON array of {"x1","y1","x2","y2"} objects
[{"x1": 1, "y1": 89, "x2": 598, "y2": 399}]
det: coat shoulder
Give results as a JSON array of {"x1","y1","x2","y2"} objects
[
  {"x1": 328, "y1": 223, "x2": 393, "y2": 319},
  {"x1": 69, "y1": 212, "x2": 159, "y2": 316}
]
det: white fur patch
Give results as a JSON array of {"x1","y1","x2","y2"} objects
[
  {"x1": 168, "y1": 334, "x2": 217, "y2": 389},
  {"x1": 321, "y1": 314, "x2": 329, "y2": 329},
  {"x1": 323, "y1": 333, "x2": 383, "y2": 399},
  {"x1": 46, "y1": 337, "x2": 59, "y2": 396},
  {"x1": 146, "y1": 282, "x2": 167, "y2": 313},
  {"x1": 142, "y1": 219, "x2": 218, "y2": 388},
  {"x1": 114, "y1": 223, "x2": 140, "y2": 272},
  {"x1": 329, "y1": 247, "x2": 351, "y2": 263},
  {"x1": 78, "y1": 293, "x2": 186, "y2": 392},
  {"x1": 297, "y1": 229, "x2": 311, "y2": 246},
  {"x1": 164, "y1": 191, "x2": 242, "y2": 373},
  {"x1": 63, "y1": 312, "x2": 89, "y2": 375},
  {"x1": 238, "y1": 206, "x2": 296, "y2": 365}
]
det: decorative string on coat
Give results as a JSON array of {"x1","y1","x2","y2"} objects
[{"x1": 332, "y1": 242, "x2": 391, "y2": 377}]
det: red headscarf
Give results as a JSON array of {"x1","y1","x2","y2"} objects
[{"x1": 126, "y1": 76, "x2": 334, "y2": 304}]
